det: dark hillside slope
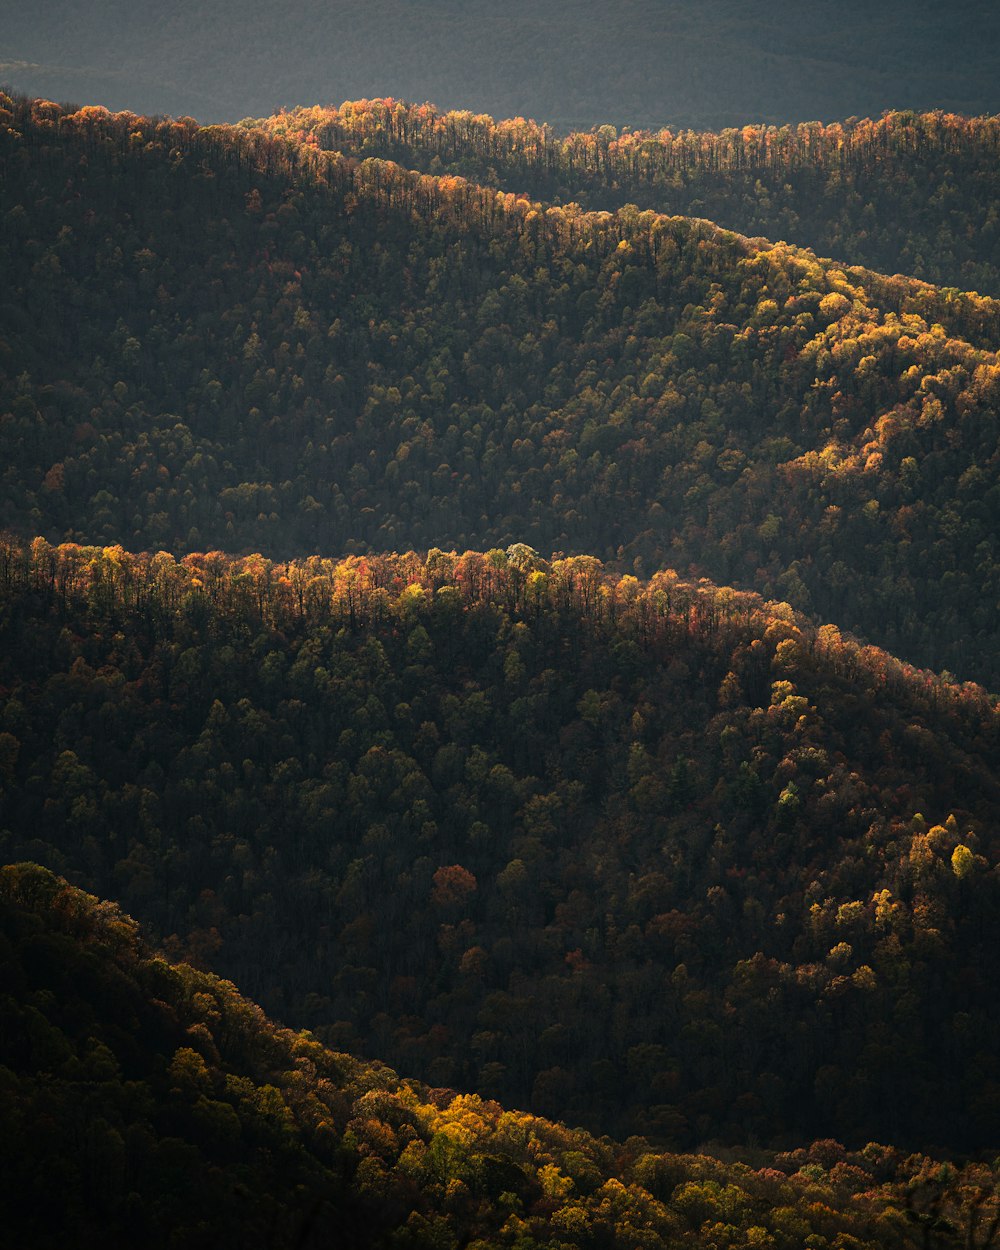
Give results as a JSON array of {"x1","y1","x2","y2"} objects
[
  {"x1": 3, "y1": 96, "x2": 1000, "y2": 684},
  {"x1": 4, "y1": 862, "x2": 996, "y2": 1249},
  {"x1": 263, "y1": 102, "x2": 1000, "y2": 296},
  {"x1": 2, "y1": 539, "x2": 999, "y2": 1151}
]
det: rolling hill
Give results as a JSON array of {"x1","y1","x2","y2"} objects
[
  {"x1": 5, "y1": 77, "x2": 1000, "y2": 1241},
  {"x1": 2, "y1": 95, "x2": 1000, "y2": 685},
  {"x1": 2, "y1": 538, "x2": 999, "y2": 1151},
  {"x1": 5, "y1": 860, "x2": 991, "y2": 1249},
  {"x1": 260, "y1": 101, "x2": 1000, "y2": 296}
]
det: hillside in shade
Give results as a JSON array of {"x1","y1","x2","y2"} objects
[
  {"x1": 3, "y1": 96, "x2": 1000, "y2": 686},
  {"x1": 4, "y1": 0, "x2": 1000, "y2": 131},
  {"x1": 4, "y1": 861, "x2": 1000, "y2": 1250},
  {"x1": 2, "y1": 538, "x2": 999, "y2": 1152},
  {"x1": 6, "y1": 66, "x2": 1000, "y2": 1245},
  {"x1": 260, "y1": 101, "x2": 1000, "y2": 296}
]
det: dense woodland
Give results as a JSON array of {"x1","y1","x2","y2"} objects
[
  {"x1": 261, "y1": 102, "x2": 1000, "y2": 296},
  {"x1": 6, "y1": 82, "x2": 1000, "y2": 1241},
  {"x1": 2, "y1": 538, "x2": 999, "y2": 1151},
  {"x1": 3, "y1": 96, "x2": 1000, "y2": 684},
  {"x1": 8, "y1": 861, "x2": 1000, "y2": 1250}
]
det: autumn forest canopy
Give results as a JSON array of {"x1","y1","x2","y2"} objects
[
  {"x1": 7, "y1": 860, "x2": 1000, "y2": 1249},
  {"x1": 4, "y1": 95, "x2": 1000, "y2": 686},
  {"x1": 3, "y1": 78, "x2": 1000, "y2": 1247}
]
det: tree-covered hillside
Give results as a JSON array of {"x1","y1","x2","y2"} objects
[
  {"x1": 261, "y1": 101, "x2": 1000, "y2": 296},
  {"x1": 2, "y1": 538, "x2": 999, "y2": 1151},
  {"x1": 3, "y1": 96, "x2": 1000, "y2": 684},
  {"x1": 6, "y1": 861, "x2": 998, "y2": 1250},
  {"x1": 5, "y1": 76, "x2": 1000, "y2": 1244}
]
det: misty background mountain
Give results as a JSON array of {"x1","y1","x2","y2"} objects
[{"x1": 4, "y1": 0, "x2": 1000, "y2": 131}]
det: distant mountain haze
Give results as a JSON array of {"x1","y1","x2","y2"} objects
[{"x1": 4, "y1": 0, "x2": 1000, "y2": 129}]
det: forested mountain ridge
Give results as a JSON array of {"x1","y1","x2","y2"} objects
[
  {"x1": 259, "y1": 101, "x2": 1000, "y2": 296},
  {"x1": 5, "y1": 0, "x2": 1000, "y2": 132},
  {"x1": 3, "y1": 95, "x2": 1000, "y2": 685},
  {"x1": 5, "y1": 859, "x2": 998, "y2": 1250},
  {"x1": 6, "y1": 80, "x2": 1000, "y2": 1242},
  {"x1": 2, "y1": 537, "x2": 999, "y2": 1151}
]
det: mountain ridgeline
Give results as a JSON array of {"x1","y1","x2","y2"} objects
[
  {"x1": 2, "y1": 97, "x2": 1000, "y2": 685},
  {"x1": 260, "y1": 101, "x2": 1000, "y2": 297},
  {"x1": 5, "y1": 0, "x2": 1000, "y2": 132},
  {"x1": 1, "y1": 538, "x2": 999, "y2": 1153},
  {"x1": 4, "y1": 860, "x2": 998, "y2": 1250},
  {"x1": 6, "y1": 82, "x2": 1000, "y2": 1236}
]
